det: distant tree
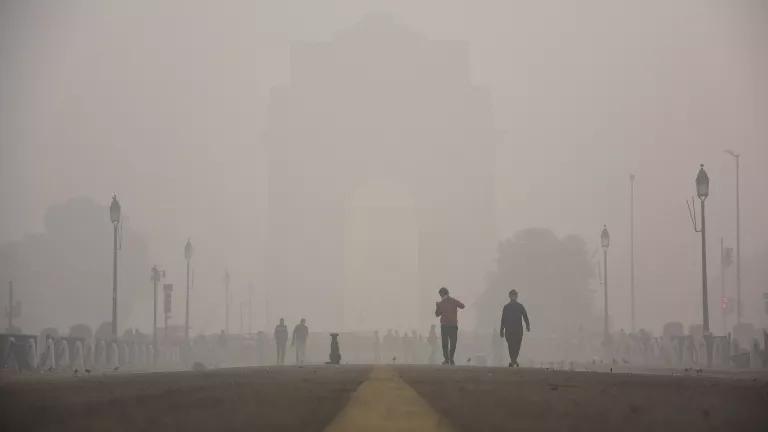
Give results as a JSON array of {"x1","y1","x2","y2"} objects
[
  {"x1": 40, "y1": 327, "x2": 60, "y2": 339},
  {"x1": 476, "y1": 228, "x2": 595, "y2": 336},
  {"x1": 94, "y1": 321, "x2": 112, "y2": 340},
  {"x1": 69, "y1": 323, "x2": 93, "y2": 340}
]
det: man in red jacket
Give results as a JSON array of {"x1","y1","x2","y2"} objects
[{"x1": 435, "y1": 287, "x2": 465, "y2": 365}]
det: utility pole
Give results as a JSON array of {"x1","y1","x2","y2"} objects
[
  {"x1": 184, "y1": 239, "x2": 193, "y2": 344},
  {"x1": 7, "y1": 281, "x2": 13, "y2": 331},
  {"x1": 629, "y1": 174, "x2": 636, "y2": 332},
  {"x1": 151, "y1": 266, "x2": 164, "y2": 364},
  {"x1": 734, "y1": 154, "x2": 741, "y2": 324},
  {"x1": 720, "y1": 239, "x2": 734, "y2": 335},
  {"x1": 701, "y1": 190, "x2": 709, "y2": 334},
  {"x1": 721, "y1": 238, "x2": 726, "y2": 335},
  {"x1": 248, "y1": 281, "x2": 253, "y2": 335},
  {"x1": 724, "y1": 150, "x2": 741, "y2": 324},
  {"x1": 224, "y1": 269, "x2": 230, "y2": 334},
  {"x1": 163, "y1": 283, "x2": 173, "y2": 338}
]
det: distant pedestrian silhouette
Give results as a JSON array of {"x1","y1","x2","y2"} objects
[
  {"x1": 427, "y1": 325, "x2": 439, "y2": 364},
  {"x1": 500, "y1": 289, "x2": 530, "y2": 367},
  {"x1": 435, "y1": 287, "x2": 465, "y2": 365},
  {"x1": 291, "y1": 318, "x2": 309, "y2": 364},
  {"x1": 274, "y1": 318, "x2": 288, "y2": 365}
]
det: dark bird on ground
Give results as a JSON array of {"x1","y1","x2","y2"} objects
[
  {"x1": 84, "y1": 369, "x2": 91, "y2": 374},
  {"x1": 113, "y1": 366, "x2": 120, "y2": 372}
]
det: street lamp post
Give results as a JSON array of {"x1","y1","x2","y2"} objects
[
  {"x1": 724, "y1": 150, "x2": 741, "y2": 324},
  {"x1": 109, "y1": 195, "x2": 121, "y2": 340},
  {"x1": 629, "y1": 174, "x2": 636, "y2": 333},
  {"x1": 601, "y1": 225, "x2": 610, "y2": 345},
  {"x1": 184, "y1": 239, "x2": 193, "y2": 344},
  {"x1": 694, "y1": 164, "x2": 712, "y2": 367}
]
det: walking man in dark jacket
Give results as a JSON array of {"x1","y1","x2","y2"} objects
[
  {"x1": 435, "y1": 287, "x2": 465, "y2": 365},
  {"x1": 500, "y1": 289, "x2": 530, "y2": 367}
]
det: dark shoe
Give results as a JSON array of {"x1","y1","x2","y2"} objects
[
  {"x1": 514, "y1": 361, "x2": 519, "y2": 367},
  {"x1": 508, "y1": 362, "x2": 514, "y2": 367}
]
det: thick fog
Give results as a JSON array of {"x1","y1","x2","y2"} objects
[{"x1": 1, "y1": 0, "x2": 766, "y2": 340}]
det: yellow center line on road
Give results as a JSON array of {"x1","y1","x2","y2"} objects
[{"x1": 323, "y1": 366, "x2": 456, "y2": 432}]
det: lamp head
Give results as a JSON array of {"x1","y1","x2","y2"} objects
[
  {"x1": 601, "y1": 225, "x2": 610, "y2": 249},
  {"x1": 109, "y1": 195, "x2": 121, "y2": 224},
  {"x1": 184, "y1": 238, "x2": 193, "y2": 260},
  {"x1": 696, "y1": 164, "x2": 709, "y2": 200}
]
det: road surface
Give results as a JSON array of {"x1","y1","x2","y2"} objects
[{"x1": 1, "y1": 365, "x2": 767, "y2": 431}]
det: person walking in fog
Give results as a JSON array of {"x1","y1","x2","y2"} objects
[
  {"x1": 274, "y1": 318, "x2": 288, "y2": 365},
  {"x1": 291, "y1": 318, "x2": 309, "y2": 364},
  {"x1": 435, "y1": 287, "x2": 465, "y2": 365},
  {"x1": 500, "y1": 289, "x2": 530, "y2": 367}
]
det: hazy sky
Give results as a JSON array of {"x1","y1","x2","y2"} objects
[{"x1": 1, "y1": 0, "x2": 766, "y2": 334}]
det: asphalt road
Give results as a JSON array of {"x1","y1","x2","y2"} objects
[{"x1": 1, "y1": 365, "x2": 767, "y2": 431}]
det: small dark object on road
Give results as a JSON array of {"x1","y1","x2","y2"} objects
[
  {"x1": 193, "y1": 362, "x2": 207, "y2": 371},
  {"x1": 327, "y1": 333, "x2": 341, "y2": 365}
]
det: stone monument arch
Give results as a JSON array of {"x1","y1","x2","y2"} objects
[{"x1": 265, "y1": 14, "x2": 498, "y2": 331}]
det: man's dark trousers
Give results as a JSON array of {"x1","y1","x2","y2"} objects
[
  {"x1": 505, "y1": 326, "x2": 523, "y2": 364},
  {"x1": 441, "y1": 325, "x2": 458, "y2": 363}
]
